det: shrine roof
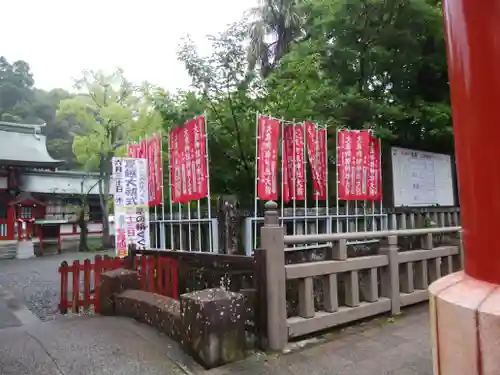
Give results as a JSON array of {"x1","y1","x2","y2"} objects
[
  {"x1": 0, "y1": 121, "x2": 63, "y2": 167},
  {"x1": 19, "y1": 170, "x2": 103, "y2": 195}
]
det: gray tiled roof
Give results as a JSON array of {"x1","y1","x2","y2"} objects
[
  {"x1": 0, "y1": 121, "x2": 63, "y2": 167},
  {"x1": 19, "y1": 170, "x2": 103, "y2": 195}
]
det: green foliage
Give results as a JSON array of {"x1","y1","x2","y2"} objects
[
  {"x1": 57, "y1": 70, "x2": 161, "y2": 171},
  {"x1": 0, "y1": 0, "x2": 455, "y2": 205},
  {"x1": 0, "y1": 56, "x2": 79, "y2": 168}
]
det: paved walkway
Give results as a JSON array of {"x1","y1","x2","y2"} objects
[
  {"x1": 210, "y1": 303, "x2": 432, "y2": 375},
  {"x1": 0, "y1": 250, "x2": 114, "y2": 321},
  {"x1": 0, "y1": 253, "x2": 432, "y2": 374},
  {"x1": 0, "y1": 300, "x2": 432, "y2": 375}
]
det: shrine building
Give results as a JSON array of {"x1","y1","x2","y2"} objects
[{"x1": 0, "y1": 121, "x2": 104, "y2": 259}]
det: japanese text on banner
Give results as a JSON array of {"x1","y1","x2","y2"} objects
[
  {"x1": 305, "y1": 122, "x2": 327, "y2": 200},
  {"x1": 170, "y1": 128, "x2": 183, "y2": 203},
  {"x1": 169, "y1": 116, "x2": 208, "y2": 203},
  {"x1": 147, "y1": 136, "x2": 163, "y2": 206},
  {"x1": 283, "y1": 124, "x2": 305, "y2": 202},
  {"x1": 183, "y1": 116, "x2": 208, "y2": 201},
  {"x1": 112, "y1": 158, "x2": 127, "y2": 257},
  {"x1": 337, "y1": 130, "x2": 381, "y2": 201},
  {"x1": 366, "y1": 135, "x2": 382, "y2": 200},
  {"x1": 257, "y1": 116, "x2": 280, "y2": 200},
  {"x1": 317, "y1": 128, "x2": 327, "y2": 200},
  {"x1": 128, "y1": 136, "x2": 164, "y2": 207},
  {"x1": 112, "y1": 157, "x2": 150, "y2": 256}
]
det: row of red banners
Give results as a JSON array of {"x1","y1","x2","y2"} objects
[
  {"x1": 256, "y1": 115, "x2": 382, "y2": 202},
  {"x1": 169, "y1": 116, "x2": 209, "y2": 204},
  {"x1": 127, "y1": 136, "x2": 163, "y2": 206}
]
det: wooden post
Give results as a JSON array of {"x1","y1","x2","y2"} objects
[
  {"x1": 260, "y1": 201, "x2": 287, "y2": 351},
  {"x1": 59, "y1": 261, "x2": 68, "y2": 314}
]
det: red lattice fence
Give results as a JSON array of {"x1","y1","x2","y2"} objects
[{"x1": 58, "y1": 254, "x2": 178, "y2": 314}]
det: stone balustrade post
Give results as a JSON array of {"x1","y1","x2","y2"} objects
[
  {"x1": 379, "y1": 235, "x2": 401, "y2": 315},
  {"x1": 260, "y1": 201, "x2": 287, "y2": 351}
]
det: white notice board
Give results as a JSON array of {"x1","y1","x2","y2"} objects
[{"x1": 391, "y1": 147, "x2": 455, "y2": 207}]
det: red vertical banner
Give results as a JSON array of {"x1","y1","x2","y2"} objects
[
  {"x1": 169, "y1": 128, "x2": 183, "y2": 203},
  {"x1": 183, "y1": 116, "x2": 208, "y2": 201},
  {"x1": 366, "y1": 135, "x2": 382, "y2": 201},
  {"x1": 257, "y1": 116, "x2": 280, "y2": 200},
  {"x1": 337, "y1": 130, "x2": 374, "y2": 200},
  {"x1": 127, "y1": 144, "x2": 139, "y2": 157},
  {"x1": 180, "y1": 124, "x2": 194, "y2": 202},
  {"x1": 147, "y1": 136, "x2": 163, "y2": 206},
  {"x1": 283, "y1": 124, "x2": 305, "y2": 203},
  {"x1": 305, "y1": 122, "x2": 327, "y2": 200},
  {"x1": 317, "y1": 128, "x2": 327, "y2": 200}
]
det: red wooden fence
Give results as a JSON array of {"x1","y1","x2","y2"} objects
[{"x1": 59, "y1": 255, "x2": 178, "y2": 314}]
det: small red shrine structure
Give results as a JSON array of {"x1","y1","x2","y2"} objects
[{"x1": 0, "y1": 121, "x2": 104, "y2": 258}]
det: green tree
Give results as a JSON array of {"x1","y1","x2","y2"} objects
[
  {"x1": 247, "y1": 0, "x2": 304, "y2": 77},
  {"x1": 173, "y1": 22, "x2": 263, "y2": 206},
  {"x1": 57, "y1": 69, "x2": 161, "y2": 248},
  {"x1": 272, "y1": 0, "x2": 452, "y2": 151},
  {"x1": 0, "y1": 56, "x2": 35, "y2": 122},
  {"x1": 0, "y1": 56, "x2": 78, "y2": 167}
]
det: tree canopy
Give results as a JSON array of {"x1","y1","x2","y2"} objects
[{"x1": 0, "y1": 0, "x2": 453, "y2": 207}]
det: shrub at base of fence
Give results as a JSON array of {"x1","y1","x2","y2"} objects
[{"x1": 100, "y1": 268, "x2": 248, "y2": 369}]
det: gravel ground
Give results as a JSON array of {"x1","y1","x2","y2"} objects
[{"x1": 0, "y1": 250, "x2": 114, "y2": 321}]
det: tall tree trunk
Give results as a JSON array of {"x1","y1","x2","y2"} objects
[
  {"x1": 99, "y1": 153, "x2": 113, "y2": 249},
  {"x1": 78, "y1": 203, "x2": 88, "y2": 252}
]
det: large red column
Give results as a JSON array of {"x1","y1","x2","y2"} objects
[
  {"x1": 443, "y1": 0, "x2": 500, "y2": 284},
  {"x1": 429, "y1": 2, "x2": 500, "y2": 374}
]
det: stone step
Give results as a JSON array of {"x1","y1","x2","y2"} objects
[{"x1": 0, "y1": 245, "x2": 17, "y2": 260}]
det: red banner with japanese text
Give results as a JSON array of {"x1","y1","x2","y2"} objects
[
  {"x1": 169, "y1": 128, "x2": 183, "y2": 204},
  {"x1": 127, "y1": 138, "x2": 163, "y2": 206},
  {"x1": 257, "y1": 116, "x2": 280, "y2": 200},
  {"x1": 168, "y1": 116, "x2": 208, "y2": 203},
  {"x1": 317, "y1": 128, "x2": 327, "y2": 200},
  {"x1": 366, "y1": 134, "x2": 382, "y2": 200},
  {"x1": 305, "y1": 122, "x2": 327, "y2": 200},
  {"x1": 338, "y1": 130, "x2": 381, "y2": 200},
  {"x1": 182, "y1": 116, "x2": 208, "y2": 201},
  {"x1": 283, "y1": 124, "x2": 305, "y2": 203},
  {"x1": 147, "y1": 135, "x2": 163, "y2": 206}
]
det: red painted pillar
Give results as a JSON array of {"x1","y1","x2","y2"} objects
[{"x1": 443, "y1": 0, "x2": 500, "y2": 284}]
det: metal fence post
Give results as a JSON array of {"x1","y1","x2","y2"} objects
[{"x1": 260, "y1": 201, "x2": 287, "y2": 351}]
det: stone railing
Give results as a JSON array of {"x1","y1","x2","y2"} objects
[{"x1": 260, "y1": 201, "x2": 463, "y2": 351}]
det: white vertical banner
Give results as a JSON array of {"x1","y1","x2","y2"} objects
[
  {"x1": 112, "y1": 158, "x2": 127, "y2": 257},
  {"x1": 112, "y1": 157, "x2": 150, "y2": 257}
]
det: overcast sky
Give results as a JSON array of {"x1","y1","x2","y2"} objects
[{"x1": 3, "y1": 0, "x2": 257, "y2": 92}]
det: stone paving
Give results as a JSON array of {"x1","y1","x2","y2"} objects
[
  {"x1": 0, "y1": 250, "x2": 113, "y2": 321},
  {"x1": 0, "y1": 253, "x2": 433, "y2": 375},
  {"x1": 209, "y1": 303, "x2": 433, "y2": 375},
  {"x1": 0, "y1": 299, "x2": 432, "y2": 375}
]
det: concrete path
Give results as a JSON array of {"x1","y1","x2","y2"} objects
[
  {"x1": 0, "y1": 315, "x2": 191, "y2": 375},
  {"x1": 209, "y1": 303, "x2": 433, "y2": 375},
  {"x1": 0, "y1": 301, "x2": 432, "y2": 375},
  {"x1": 0, "y1": 286, "x2": 39, "y2": 330},
  {"x1": 0, "y1": 253, "x2": 433, "y2": 374}
]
